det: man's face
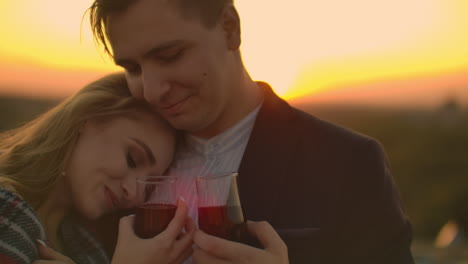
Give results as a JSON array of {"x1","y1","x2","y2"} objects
[{"x1": 107, "y1": 0, "x2": 239, "y2": 138}]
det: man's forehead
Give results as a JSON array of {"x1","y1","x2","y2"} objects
[
  {"x1": 106, "y1": 3, "x2": 196, "y2": 61},
  {"x1": 106, "y1": 0, "x2": 186, "y2": 29},
  {"x1": 106, "y1": 0, "x2": 179, "y2": 38}
]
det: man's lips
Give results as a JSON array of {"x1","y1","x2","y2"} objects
[
  {"x1": 104, "y1": 187, "x2": 120, "y2": 210},
  {"x1": 160, "y1": 95, "x2": 192, "y2": 115}
]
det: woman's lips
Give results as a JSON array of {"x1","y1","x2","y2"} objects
[{"x1": 104, "y1": 187, "x2": 120, "y2": 210}]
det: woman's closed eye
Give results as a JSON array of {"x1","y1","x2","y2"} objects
[
  {"x1": 126, "y1": 152, "x2": 137, "y2": 169},
  {"x1": 126, "y1": 144, "x2": 148, "y2": 169}
]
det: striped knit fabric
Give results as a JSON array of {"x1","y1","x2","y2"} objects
[{"x1": 0, "y1": 187, "x2": 110, "y2": 264}]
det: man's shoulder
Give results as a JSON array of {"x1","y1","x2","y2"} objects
[
  {"x1": 289, "y1": 106, "x2": 377, "y2": 146},
  {"x1": 257, "y1": 89, "x2": 382, "y2": 153}
]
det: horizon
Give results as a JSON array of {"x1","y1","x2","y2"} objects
[{"x1": 1, "y1": 67, "x2": 467, "y2": 110}]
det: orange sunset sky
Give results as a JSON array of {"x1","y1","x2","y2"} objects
[{"x1": 1, "y1": 0, "x2": 467, "y2": 109}]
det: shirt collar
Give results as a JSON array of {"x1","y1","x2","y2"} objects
[{"x1": 185, "y1": 103, "x2": 262, "y2": 156}]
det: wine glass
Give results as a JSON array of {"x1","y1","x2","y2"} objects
[
  {"x1": 134, "y1": 176, "x2": 177, "y2": 238},
  {"x1": 196, "y1": 172, "x2": 246, "y2": 242}
]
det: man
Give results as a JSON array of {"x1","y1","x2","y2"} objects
[{"x1": 89, "y1": 0, "x2": 414, "y2": 263}]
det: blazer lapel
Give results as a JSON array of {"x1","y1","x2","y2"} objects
[{"x1": 238, "y1": 83, "x2": 301, "y2": 222}]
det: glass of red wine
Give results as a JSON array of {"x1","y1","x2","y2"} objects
[
  {"x1": 134, "y1": 176, "x2": 177, "y2": 239},
  {"x1": 196, "y1": 172, "x2": 247, "y2": 242}
]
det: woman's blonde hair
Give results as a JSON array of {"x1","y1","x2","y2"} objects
[{"x1": 0, "y1": 73, "x2": 155, "y2": 208}]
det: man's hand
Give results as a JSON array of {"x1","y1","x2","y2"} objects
[
  {"x1": 193, "y1": 220, "x2": 288, "y2": 264},
  {"x1": 112, "y1": 198, "x2": 195, "y2": 264},
  {"x1": 33, "y1": 240, "x2": 76, "y2": 264}
]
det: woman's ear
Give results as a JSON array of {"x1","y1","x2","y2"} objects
[{"x1": 222, "y1": 5, "x2": 241, "y2": 50}]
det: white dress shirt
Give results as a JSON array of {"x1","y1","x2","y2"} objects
[{"x1": 168, "y1": 104, "x2": 262, "y2": 224}]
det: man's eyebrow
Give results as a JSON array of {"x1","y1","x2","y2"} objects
[
  {"x1": 131, "y1": 137, "x2": 156, "y2": 166},
  {"x1": 114, "y1": 40, "x2": 185, "y2": 65}
]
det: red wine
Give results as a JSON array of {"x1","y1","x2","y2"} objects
[
  {"x1": 198, "y1": 205, "x2": 246, "y2": 242},
  {"x1": 134, "y1": 203, "x2": 176, "y2": 239}
]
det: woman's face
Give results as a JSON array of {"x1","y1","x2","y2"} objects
[{"x1": 65, "y1": 112, "x2": 176, "y2": 219}]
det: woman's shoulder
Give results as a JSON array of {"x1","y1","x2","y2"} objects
[
  {"x1": 0, "y1": 182, "x2": 16, "y2": 193},
  {"x1": 0, "y1": 186, "x2": 45, "y2": 235},
  {"x1": 0, "y1": 186, "x2": 46, "y2": 264},
  {"x1": 0, "y1": 185, "x2": 33, "y2": 214}
]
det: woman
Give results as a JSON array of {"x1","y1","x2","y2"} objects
[{"x1": 0, "y1": 73, "x2": 194, "y2": 264}]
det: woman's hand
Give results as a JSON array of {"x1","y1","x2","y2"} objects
[
  {"x1": 112, "y1": 199, "x2": 195, "y2": 264},
  {"x1": 33, "y1": 240, "x2": 76, "y2": 264},
  {"x1": 193, "y1": 220, "x2": 288, "y2": 264}
]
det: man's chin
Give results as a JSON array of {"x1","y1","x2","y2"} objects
[
  {"x1": 167, "y1": 117, "x2": 195, "y2": 131},
  {"x1": 165, "y1": 115, "x2": 216, "y2": 137}
]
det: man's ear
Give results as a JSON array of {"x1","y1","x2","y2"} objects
[{"x1": 222, "y1": 5, "x2": 241, "y2": 50}]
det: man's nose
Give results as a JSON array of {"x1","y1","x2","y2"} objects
[{"x1": 141, "y1": 71, "x2": 171, "y2": 106}]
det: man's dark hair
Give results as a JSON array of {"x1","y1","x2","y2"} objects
[{"x1": 88, "y1": 0, "x2": 234, "y2": 56}]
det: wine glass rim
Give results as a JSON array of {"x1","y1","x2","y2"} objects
[
  {"x1": 196, "y1": 172, "x2": 238, "y2": 181},
  {"x1": 137, "y1": 175, "x2": 177, "y2": 184}
]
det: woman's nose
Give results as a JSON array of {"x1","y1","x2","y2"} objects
[{"x1": 120, "y1": 176, "x2": 137, "y2": 208}]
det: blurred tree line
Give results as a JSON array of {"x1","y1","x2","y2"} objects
[
  {"x1": 0, "y1": 95, "x2": 467, "y2": 242},
  {"x1": 0, "y1": 96, "x2": 57, "y2": 131}
]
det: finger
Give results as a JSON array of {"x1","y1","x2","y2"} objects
[
  {"x1": 118, "y1": 214, "x2": 135, "y2": 237},
  {"x1": 161, "y1": 198, "x2": 188, "y2": 240},
  {"x1": 36, "y1": 240, "x2": 73, "y2": 262},
  {"x1": 246, "y1": 221, "x2": 287, "y2": 253},
  {"x1": 185, "y1": 216, "x2": 196, "y2": 233},
  {"x1": 193, "y1": 229, "x2": 256, "y2": 260},
  {"x1": 170, "y1": 245, "x2": 193, "y2": 264},
  {"x1": 192, "y1": 247, "x2": 230, "y2": 264},
  {"x1": 176, "y1": 216, "x2": 195, "y2": 240},
  {"x1": 171, "y1": 224, "x2": 195, "y2": 260}
]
